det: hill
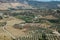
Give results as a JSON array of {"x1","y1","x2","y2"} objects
[
  {"x1": 0, "y1": 2, "x2": 34, "y2": 10},
  {"x1": 0, "y1": 0, "x2": 35, "y2": 10},
  {"x1": 0, "y1": 0, "x2": 60, "y2": 10}
]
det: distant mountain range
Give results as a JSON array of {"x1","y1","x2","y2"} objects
[
  {"x1": 27, "y1": 1, "x2": 60, "y2": 9},
  {"x1": 0, "y1": 0, "x2": 60, "y2": 10}
]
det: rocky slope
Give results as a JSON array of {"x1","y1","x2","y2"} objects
[
  {"x1": 0, "y1": 2, "x2": 34, "y2": 10},
  {"x1": 0, "y1": 0, "x2": 35, "y2": 10}
]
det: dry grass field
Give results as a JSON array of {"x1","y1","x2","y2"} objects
[
  {"x1": 0, "y1": 27, "x2": 12, "y2": 40},
  {"x1": 5, "y1": 17, "x2": 52, "y2": 37},
  {"x1": 0, "y1": 17, "x2": 26, "y2": 40},
  {"x1": 3, "y1": 17, "x2": 27, "y2": 37}
]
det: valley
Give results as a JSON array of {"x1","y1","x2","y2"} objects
[{"x1": 0, "y1": 9, "x2": 60, "y2": 40}]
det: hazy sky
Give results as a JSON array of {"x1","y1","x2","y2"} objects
[{"x1": 32, "y1": 0, "x2": 60, "y2": 1}]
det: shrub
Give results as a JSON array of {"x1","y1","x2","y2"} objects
[{"x1": 13, "y1": 24, "x2": 24, "y2": 29}]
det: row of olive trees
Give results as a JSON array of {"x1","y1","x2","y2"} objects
[{"x1": 14, "y1": 32, "x2": 60, "y2": 40}]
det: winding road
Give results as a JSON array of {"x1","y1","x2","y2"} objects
[
  {"x1": 2, "y1": 17, "x2": 25, "y2": 40},
  {"x1": 3, "y1": 26, "x2": 16, "y2": 39}
]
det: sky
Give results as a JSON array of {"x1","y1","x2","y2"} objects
[{"x1": 32, "y1": 0, "x2": 60, "y2": 1}]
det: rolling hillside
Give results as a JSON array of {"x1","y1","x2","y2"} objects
[
  {"x1": 0, "y1": 0, "x2": 60, "y2": 10},
  {"x1": 0, "y1": 0, "x2": 35, "y2": 10},
  {"x1": 0, "y1": 2, "x2": 34, "y2": 10}
]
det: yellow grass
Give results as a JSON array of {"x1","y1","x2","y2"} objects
[{"x1": 0, "y1": 27, "x2": 12, "y2": 40}]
